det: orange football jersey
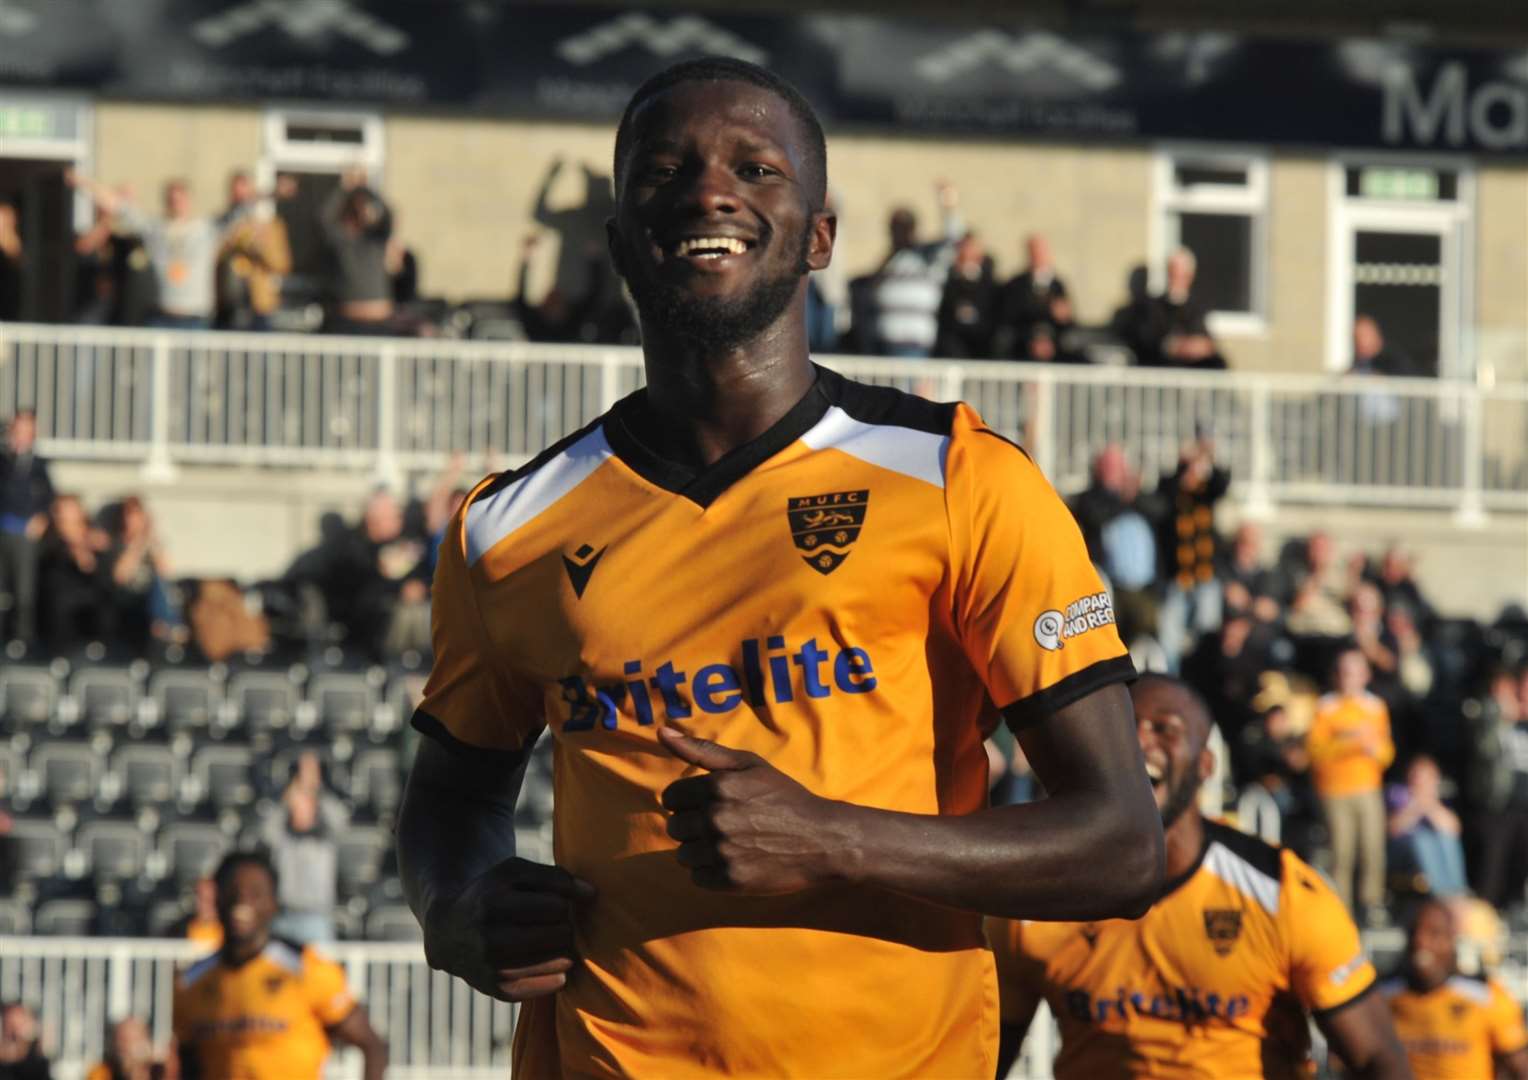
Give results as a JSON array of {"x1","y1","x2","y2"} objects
[
  {"x1": 1308, "y1": 692, "x2": 1393, "y2": 798},
  {"x1": 990, "y1": 820, "x2": 1376, "y2": 1080},
  {"x1": 414, "y1": 366, "x2": 1133, "y2": 1078},
  {"x1": 1382, "y1": 973, "x2": 1528, "y2": 1079},
  {"x1": 172, "y1": 939, "x2": 356, "y2": 1080}
]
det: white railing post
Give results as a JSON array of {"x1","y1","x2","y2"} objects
[
  {"x1": 1031, "y1": 370, "x2": 1057, "y2": 481},
  {"x1": 1241, "y1": 379, "x2": 1275, "y2": 519},
  {"x1": 939, "y1": 363, "x2": 964, "y2": 404},
  {"x1": 107, "y1": 941, "x2": 132, "y2": 1021},
  {"x1": 142, "y1": 333, "x2": 177, "y2": 481},
  {"x1": 375, "y1": 342, "x2": 402, "y2": 490},
  {"x1": 1454, "y1": 383, "x2": 1488, "y2": 527},
  {"x1": 600, "y1": 351, "x2": 624, "y2": 412}
]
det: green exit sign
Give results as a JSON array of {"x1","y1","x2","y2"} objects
[
  {"x1": 0, "y1": 107, "x2": 57, "y2": 139},
  {"x1": 1359, "y1": 168, "x2": 1440, "y2": 201}
]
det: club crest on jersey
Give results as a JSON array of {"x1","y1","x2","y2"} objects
[
  {"x1": 786, "y1": 490, "x2": 869, "y2": 575},
  {"x1": 1202, "y1": 908, "x2": 1244, "y2": 956}
]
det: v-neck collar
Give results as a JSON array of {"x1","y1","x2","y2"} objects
[{"x1": 603, "y1": 366, "x2": 833, "y2": 508}]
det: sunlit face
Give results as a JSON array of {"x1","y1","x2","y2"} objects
[
  {"x1": 1336, "y1": 650, "x2": 1370, "y2": 695},
  {"x1": 51, "y1": 497, "x2": 88, "y2": 544},
  {"x1": 217, "y1": 862, "x2": 278, "y2": 950},
  {"x1": 611, "y1": 80, "x2": 831, "y2": 355},
  {"x1": 1134, "y1": 680, "x2": 1210, "y2": 827},
  {"x1": 1407, "y1": 903, "x2": 1456, "y2": 987},
  {"x1": 165, "y1": 183, "x2": 191, "y2": 219}
]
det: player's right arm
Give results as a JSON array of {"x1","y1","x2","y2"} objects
[
  {"x1": 396, "y1": 492, "x2": 595, "y2": 1003},
  {"x1": 1487, "y1": 979, "x2": 1528, "y2": 1080}
]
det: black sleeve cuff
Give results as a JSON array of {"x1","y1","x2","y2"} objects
[
  {"x1": 410, "y1": 708, "x2": 538, "y2": 769},
  {"x1": 1001, "y1": 655, "x2": 1138, "y2": 733},
  {"x1": 1310, "y1": 976, "x2": 1378, "y2": 1022}
]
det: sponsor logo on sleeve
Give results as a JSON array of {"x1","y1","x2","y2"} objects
[
  {"x1": 1033, "y1": 591, "x2": 1116, "y2": 651},
  {"x1": 1329, "y1": 950, "x2": 1369, "y2": 987}
]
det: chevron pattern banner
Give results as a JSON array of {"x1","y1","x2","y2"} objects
[{"x1": 0, "y1": 0, "x2": 1525, "y2": 154}]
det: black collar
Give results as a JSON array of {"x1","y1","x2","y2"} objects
[
  {"x1": 1159, "y1": 828, "x2": 1212, "y2": 901},
  {"x1": 604, "y1": 366, "x2": 832, "y2": 508}
]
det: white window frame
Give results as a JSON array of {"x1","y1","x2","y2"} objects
[
  {"x1": 1150, "y1": 144, "x2": 1270, "y2": 338},
  {"x1": 0, "y1": 92, "x2": 95, "y2": 230},
  {"x1": 258, "y1": 107, "x2": 385, "y2": 189},
  {"x1": 1323, "y1": 151, "x2": 1475, "y2": 378}
]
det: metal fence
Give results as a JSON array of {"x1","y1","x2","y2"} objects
[
  {"x1": 1, "y1": 323, "x2": 1525, "y2": 519},
  {"x1": 0, "y1": 935, "x2": 1060, "y2": 1079}
]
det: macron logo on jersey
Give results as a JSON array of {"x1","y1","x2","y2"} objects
[{"x1": 558, "y1": 636, "x2": 878, "y2": 732}]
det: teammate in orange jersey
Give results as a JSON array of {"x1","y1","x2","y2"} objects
[
  {"x1": 173, "y1": 851, "x2": 386, "y2": 1080},
  {"x1": 1382, "y1": 898, "x2": 1528, "y2": 1079},
  {"x1": 397, "y1": 56, "x2": 1163, "y2": 1078},
  {"x1": 990, "y1": 675, "x2": 1410, "y2": 1079}
]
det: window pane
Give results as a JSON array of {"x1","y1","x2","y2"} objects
[
  {"x1": 284, "y1": 122, "x2": 365, "y2": 145},
  {"x1": 1176, "y1": 212, "x2": 1253, "y2": 315},
  {"x1": 1173, "y1": 162, "x2": 1249, "y2": 189}
]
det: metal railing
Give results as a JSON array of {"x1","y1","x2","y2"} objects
[
  {"x1": 2, "y1": 323, "x2": 1524, "y2": 519},
  {"x1": 0, "y1": 935, "x2": 1060, "y2": 1079}
]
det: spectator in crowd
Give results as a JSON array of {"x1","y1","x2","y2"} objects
[
  {"x1": 0, "y1": 203, "x2": 23, "y2": 323},
  {"x1": 862, "y1": 180, "x2": 962, "y2": 357},
  {"x1": 37, "y1": 495, "x2": 111, "y2": 654},
  {"x1": 1182, "y1": 610, "x2": 1281, "y2": 744},
  {"x1": 1471, "y1": 668, "x2": 1528, "y2": 911},
  {"x1": 1281, "y1": 530, "x2": 1355, "y2": 640},
  {"x1": 181, "y1": 877, "x2": 223, "y2": 952},
  {"x1": 998, "y1": 233, "x2": 1078, "y2": 361},
  {"x1": 101, "y1": 496, "x2": 177, "y2": 650},
  {"x1": 71, "y1": 202, "x2": 117, "y2": 325},
  {"x1": 215, "y1": 170, "x2": 292, "y2": 331},
  {"x1": 1351, "y1": 315, "x2": 1411, "y2": 377},
  {"x1": 1370, "y1": 545, "x2": 1436, "y2": 630},
  {"x1": 320, "y1": 167, "x2": 395, "y2": 335},
  {"x1": 1309, "y1": 647, "x2": 1395, "y2": 922},
  {"x1": 1156, "y1": 436, "x2": 1230, "y2": 667},
  {"x1": 934, "y1": 232, "x2": 1000, "y2": 359},
  {"x1": 1121, "y1": 246, "x2": 1227, "y2": 369},
  {"x1": 1069, "y1": 444, "x2": 1159, "y2": 647},
  {"x1": 1388, "y1": 755, "x2": 1468, "y2": 898},
  {"x1": 804, "y1": 190, "x2": 846, "y2": 353},
  {"x1": 0, "y1": 410, "x2": 53, "y2": 645},
  {"x1": 84, "y1": 1017, "x2": 170, "y2": 1080},
  {"x1": 1350, "y1": 581, "x2": 1402, "y2": 693},
  {"x1": 260, "y1": 752, "x2": 347, "y2": 944},
  {"x1": 1220, "y1": 522, "x2": 1282, "y2": 624},
  {"x1": 514, "y1": 233, "x2": 609, "y2": 343},
  {"x1": 72, "y1": 189, "x2": 157, "y2": 328},
  {"x1": 69, "y1": 172, "x2": 222, "y2": 330},
  {"x1": 1235, "y1": 702, "x2": 1313, "y2": 842},
  {"x1": 386, "y1": 217, "x2": 418, "y2": 306},
  {"x1": 0, "y1": 1002, "x2": 50, "y2": 1080}
]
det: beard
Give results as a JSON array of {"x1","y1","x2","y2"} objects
[
  {"x1": 623, "y1": 226, "x2": 811, "y2": 353},
  {"x1": 1158, "y1": 768, "x2": 1201, "y2": 830}
]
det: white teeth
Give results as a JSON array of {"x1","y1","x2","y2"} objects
[
  {"x1": 1145, "y1": 763, "x2": 1164, "y2": 782},
  {"x1": 674, "y1": 237, "x2": 747, "y2": 256}
]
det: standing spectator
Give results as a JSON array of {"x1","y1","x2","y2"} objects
[
  {"x1": 0, "y1": 204, "x2": 24, "y2": 323},
  {"x1": 1309, "y1": 647, "x2": 1395, "y2": 922},
  {"x1": 0, "y1": 1002, "x2": 50, "y2": 1080},
  {"x1": 1350, "y1": 581, "x2": 1401, "y2": 691},
  {"x1": 71, "y1": 202, "x2": 118, "y2": 325},
  {"x1": 385, "y1": 213, "x2": 418, "y2": 306},
  {"x1": 84, "y1": 1017, "x2": 171, "y2": 1080},
  {"x1": 1388, "y1": 756, "x2": 1468, "y2": 897},
  {"x1": 934, "y1": 232, "x2": 1000, "y2": 359},
  {"x1": 1069, "y1": 444, "x2": 1160, "y2": 647},
  {"x1": 1471, "y1": 668, "x2": 1528, "y2": 911},
  {"x1": 1122, "y1": 247, "x2": 1227, "y2": 369},
  {"x1": 1281, "y1": 531, "x2": 1355, "y2": 640},
  {"x1": 1371, "y1": 545, "x2": 1436, "y2": 629},
  {"x1": 37, "y1": 495, "x2": 112, "y2": 654},
  {"x1": 1219, "y1": 522, "x2": 1282, "y2": 624},
  {"x1": 215, "y1": 171, "x2": 292, "y2": 331},
  {"x1": 1351, "y1": 315, "x2": 1411, "y2": 377},
  {"x1": 1156, "y1": 436, "x2": 1230, "y2": 667},
  {"x1": 0, "y1": 410, "x2": 53, "y2": 646},
  {"x1": 320, "y1": 167, "x2": 395, "y2": 335},
  {"x1": 260, "y1": 752, "x2": 347, "y2": 944},
  {"x1": 998, "y1": 233, "x2": 1078, "y2": 361},
  {"x1": 863, "y1": 180, "x2": 962, "y2": 357},
  {"x1": 69, "y1": 172, "x2": 222, "y2": 330},
  {"x1": 102, "y1": 496, "x2": 177, "y2": 651},
  {"x1": 514, "y1": 234, "x2": 608, "y2": 343}
]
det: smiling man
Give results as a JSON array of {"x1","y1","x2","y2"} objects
[
  {"x1": 397, "y1": 57, "x2": 1162, "y2": 1077},
  {"x1": 990, "y1": 675, "x2": 1411, "y2": 1079}
]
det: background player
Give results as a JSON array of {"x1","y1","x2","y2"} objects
[
  {"x1": 1382, "y1": 898, "x2": 1528, "y2": 1079},
  {"x1": 991, "y1": 674, "x2": 1410, "y2": 1079},
  {"x1": 173, "y1": 851, "x2": 386, "y2": 1080},
  {"x1": 397, "y1": 57, "x2": 1162, "y2": 1076}
]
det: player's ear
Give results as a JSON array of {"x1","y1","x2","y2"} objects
[
  {"x1": 1198, "y1": 746, "x2": 1216, "y2": 784},
  {"x1": 605, "y1": 217, "x2": 627, "y2": 281},
  {"x1": 805, "y1": 208, "x2": 836, "y2": 272}
]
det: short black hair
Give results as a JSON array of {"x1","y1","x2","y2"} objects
[
  {"x1": 213, "y1": 848, "x2": 278, "y2": 896},
  {"x1": 613, "y1": 57, "x2": 827, "y2": 207},
  {"x1": 1133, "y1": 672, "x2": 1215, "y2": 749}
]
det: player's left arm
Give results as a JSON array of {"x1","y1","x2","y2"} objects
[
  {"x1": 1489, "y1": 980, "x2": 1528, "y2": 1080},
  {"x1": 327, "y1": 1006, "x2": 388, "y2": 1080},
  {"x1": 1317, "y1": 992, "x2": 1411, "y2": 1079}
]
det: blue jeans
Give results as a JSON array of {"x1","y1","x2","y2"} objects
[
  {"x1": 1158, "y1": 580, "x2": 1223, "y2": 671},
  {"x1": 1397, "y1": 827, "x2": 1468, "y2": 897}
]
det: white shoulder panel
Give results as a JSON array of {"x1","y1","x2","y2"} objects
[
  {"x1": 465, "y1": 426, "x2": 613, "y2": 566},
  {"x1": 1203, "y1": 841, "x2": 1281, "y2": 915},
  {"x1": 799, "y1": 405, "x2": 949, "y2": 490}
]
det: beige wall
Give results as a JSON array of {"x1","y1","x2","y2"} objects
[{"x1": 81, "y1": 102, "x2": 1528, "y2": 379}]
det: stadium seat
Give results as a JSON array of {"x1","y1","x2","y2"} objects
[
  {"x1": 308, "y1": 670, "x2": 380, "y2": 735},
  {"x1": 76, "y1": 818, "x2": 149, "y2": 883},
  {"x1": 146, "y1": 898, "x2": 188, "y2": 938},
  {"x1": 335, "y1": 825, "x2": 389, "y2": 896},
  {"x1": 226, "y1": 669, "x2": 302, "y2": 730},
  {"x1": 112, "y1": 744, "x2": 182, "y2": 808},
  {"x1": 149, "y1": 667, "x2": 221, "y2": 734},
  {"x1": 159, "y1": 822, "x2": 229, "y2": 889},
  {"x1": 365, "y1": 905, "x2": 423, "y2": 942},
  {"x1": 0, "y1": 741, "x2": 21, "y2": 798},
  {"x1": 0, "y1": 664, "x2": 60, "y2": 730},
  {"x1": 6, "y1": 817, "x2": 66, "y2": 879},
  {"x1": 351, "y1": 749, "x2": 402, "y2": 814},
  {"x1": 68, "y1": 666, "x2": 141, "y2": 729},
  {"x1": 190, "y1": 745, "x2": 255, "y2": 811},
  {"x1": 31, "y1": 741, "x2": 105, "y2": 806},
  {"x1": 32, "y1": 898, "x2": 96, "y2": 936},
  {"x1": 0, "y1": 897, "x2": 31, "y2": 935}
]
